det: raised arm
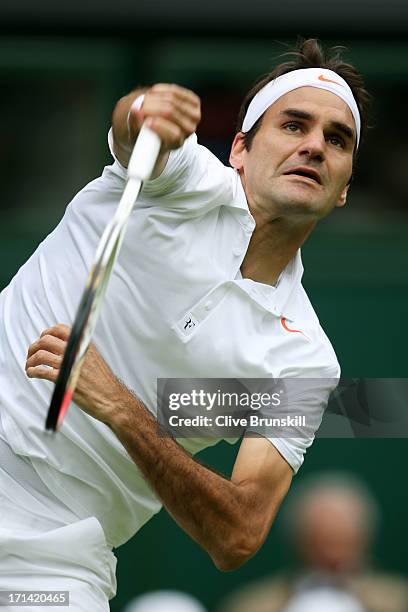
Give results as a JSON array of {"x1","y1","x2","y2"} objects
[
  {"x1": 112, "y1": 84, "x2": 201, "y2": 178},
  {"x1": 26, "y1": 326, "x2": 293, "y2": 571}
]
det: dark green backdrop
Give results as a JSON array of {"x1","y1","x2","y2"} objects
[{"x1": 0, "y1": 35, "x2": 407, "y2": 610}]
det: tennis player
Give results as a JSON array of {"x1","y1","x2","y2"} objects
[{"x1": 0, "y1": 39, "x2": 370, "y2": 610}]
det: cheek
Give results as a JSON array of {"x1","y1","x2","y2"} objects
[{"x1": 332, "y1": 160, "x2": 352, "y2": 192}]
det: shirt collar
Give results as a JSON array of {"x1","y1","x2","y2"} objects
[{"x1": 234, "y1": 251, "x2": 303, "y2": 321}]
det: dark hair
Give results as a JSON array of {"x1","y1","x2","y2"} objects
[{"x1": 236, "y1": 38, "x2": 371, "y2": 152}]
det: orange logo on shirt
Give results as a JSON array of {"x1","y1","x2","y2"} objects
[
  {"x1": 318, "y1": 74, "x2": 344, "y2": 87},
  {"x1": 281, "y1": 317, "x2": 304, "y2": 336}
]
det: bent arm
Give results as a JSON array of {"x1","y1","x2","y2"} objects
[
  {"x1": 109, "y1": 400, "x2": 292, "y2": 571},
  {"x1": 26, "y1": 326, "x2": 292, "y2": 571}
]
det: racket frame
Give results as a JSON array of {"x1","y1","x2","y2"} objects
[{"x1": 46, "y1": 124, "x2": 161, "y2": 431}]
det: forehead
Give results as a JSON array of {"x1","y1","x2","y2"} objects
[{"x1": 265, "y1": 86, "x2": 355, "y2": 129}]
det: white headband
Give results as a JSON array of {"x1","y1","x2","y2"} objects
[{"x1": 242, "y1": 68, "x2": 361, "y2": 148}]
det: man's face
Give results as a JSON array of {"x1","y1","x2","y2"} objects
[
  {"x1": 298, "y1": 491, "x2": 368, "y2": 574},
  {"x1": 230, "y1": 86, "x2": 356, "y2": 220}
]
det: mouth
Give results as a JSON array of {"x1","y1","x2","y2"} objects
[{"x1": 283, "y1": 167, "x2": 322, "y2": 185}]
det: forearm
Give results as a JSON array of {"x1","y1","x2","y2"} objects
[{"x1": 110, "y1": 388, "x2": 259, "y2": 570}]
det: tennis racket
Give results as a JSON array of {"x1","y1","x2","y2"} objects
[{"x1": 45, "y1": 124, "x2": 161, "y2": 431}]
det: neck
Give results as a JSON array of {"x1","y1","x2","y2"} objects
[{"x1": 241, "y1": 208, "x2": 316, "y2": 286}]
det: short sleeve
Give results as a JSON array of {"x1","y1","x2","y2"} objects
[
  {"x1": 107, "y1": 128, "x2": 235, "y2": 217},
  {"x1": 108, "y1": 127, "x2": 203, "y2": 194},
  {"x1": 246, "y1": 376, "x2": 339, "y2": 474}
]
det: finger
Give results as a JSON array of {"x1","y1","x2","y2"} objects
[
  {"x1": 26, "y1": 350, "x2": 62, "y2": 371},
  {"x1": 149, "y1": 83, "x2": 201, "y2": 107},
  {"x1": 147, "y1": 89, "x2": 201, "y2": 119},
  {"x1": 27, "y1": 334, "x2": 67, "y2": 360},
  {"x1": 140, "y1": 97, "x2": 199, "y2": 136},
  {"x1": 144, "y1": 116, "x2": 185, "y2": 150},
  {"x1": 26, "y1": 365, "x2": 58, "y2": 383},
  {"x1": 144, "y1": 90, "x2": 201, "y2": 123},
  {"x1": 39, "y1": 324, "x2": 71, "y2": 341}
]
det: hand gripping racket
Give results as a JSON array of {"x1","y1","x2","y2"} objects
[{"x1": 45, "y1": 124, "x2": 161, "y2": 432}]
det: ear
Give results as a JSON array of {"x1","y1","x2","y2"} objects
[
  {"x1": 229, "y1": 132, "x2": 246, "y2": 170},
  {"x1": 336, "y1": 184, "x2": 350, "y2": 208}
]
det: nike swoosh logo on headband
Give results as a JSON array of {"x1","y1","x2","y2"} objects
[{"x1": 318, "y1": 74, "x2": 344, "y2": 87}]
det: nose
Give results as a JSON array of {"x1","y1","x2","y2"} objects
[{"x1": 297, "y1": 129, "x2": 326, "y2": 162}]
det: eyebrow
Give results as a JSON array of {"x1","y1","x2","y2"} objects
[{"x1": 279, "y1": 108, "x2": 355, "y2": 143}]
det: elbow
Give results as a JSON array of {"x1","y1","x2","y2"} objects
[
  {"x1": 211, "y1": 532, "x2": 262, "y2": 572},
  {"x1": 213, "y1": 554, "x2": 251, "y2": 573},
  {"x1": 207, "y1": 496, "x2": 277, "y2": 571}
]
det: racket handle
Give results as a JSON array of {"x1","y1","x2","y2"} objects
[{"x1": 127, "y1": 123, "x2": 161, "y2": 181}]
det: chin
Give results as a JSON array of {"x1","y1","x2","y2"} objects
[{"x1": 279, "y1": 195, "x2": 327, "y2": 218}]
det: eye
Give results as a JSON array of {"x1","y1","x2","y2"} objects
[
  {"x1": 283, "y1": 122, "x2": 302, "y2": 133},
  {"x1": 327, "y1": 135, "x2": 345, "y2": 148}
]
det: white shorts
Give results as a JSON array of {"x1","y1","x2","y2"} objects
[{"x1": 0, "y1": 433, "x2": 117, "y2": 611}]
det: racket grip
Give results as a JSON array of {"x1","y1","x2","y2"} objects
[{"x1": 127, "y1": 123, "x2": 162, "y2": 181}]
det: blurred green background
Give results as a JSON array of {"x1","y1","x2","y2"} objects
[{"x1": 0, "y1": 25, "x2": 407, "y2": 611}]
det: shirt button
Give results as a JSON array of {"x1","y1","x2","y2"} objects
[
  {"x1": 233, "y1": 246, "x2": 243, "y2": 256},
  {"x1": 204, "y1": 300, "x2": 213, "y2": 311}
]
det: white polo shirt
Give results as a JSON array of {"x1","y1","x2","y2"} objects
[{"x1": 0, "y1": 133, "x2": 339, "y2": 549}]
